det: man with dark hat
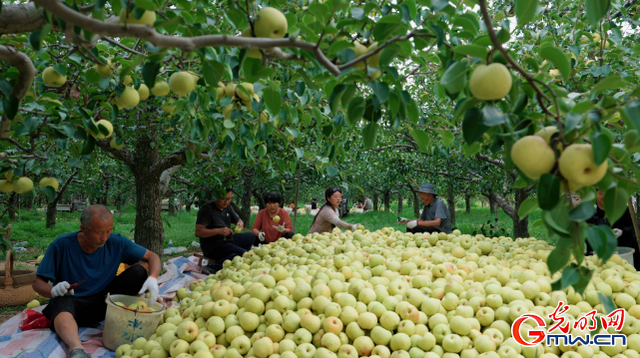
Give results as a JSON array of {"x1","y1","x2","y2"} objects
[{"x1": 398, "y1": 183, "x2": 451, "y2": 234}]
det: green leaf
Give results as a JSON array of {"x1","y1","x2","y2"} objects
[
  {"x1": 462, "y1": 108, "x2": 488, "y2": 144},
  {"x1": 598, "y1": 293, "x2": 616, "y2": 314},
  {"x1": 604, "y1": 186, "x2": 629, "y2": 224},
  {"x1": 586, "y1": 225, "x2": 618, "y2": 262},
  {"x1": 515, "y1": 0, "x2": 539, "y2": 25},
  {"x1": 53, "y1": 64, "x2": 67, "y2": 77},
  {"x1": 539, "y1": 46, "x2": 571, "y2": 80},
  {"x1": 569, "y1": 201, "x2": 596, "y2": 221},
  {"x1": 135, "y1": 0, "x2": 157, "y2": 11},
  {"x1": 537, "y1": 174, "x2": 560, "y2": 210},
  {"x1": 410, "y1": 128, "x2": 431, "y2": 154},
  {"x1": 3, "y1": 96, "x2": 19, "y2": 120},
  {"x1": 142, "y1": 61, "x2": 161, "y2": 89},
  {"x1": 547, "y1": 246, "x2": 570, "y2": 275},
  {"x1": 81, "y1": 135, "x2": 96, "y2": 155},
  {"x1": 440, "y1": 61, "x2": 468, "y2": 94},
  {"x1": 42, "y1": 186, "x2": 56, "y2": 202},
  {"x1": 560, "y1": 266, "x2": 581, "y2": 289},
  {"x1": 203, "y1": 61, "x2": 224, "y2": 88},
  {"x1": 591, "y1": 74, "x2": 627, "y2": 95},
  {"x1": 518, "y1": 197, "x2": 539, "y2": 220},
  {"x1": 362, "y1": 122, "x2": 379, "y2": 149},
  {"x1": 263, "y1": 88, "x2": 282, "y2": 116},
  {"x1": 451, "y1": 45, "x2": 488, "y2": 60},
  {"x1": 369, "y1": 82, "x2": 389, "y2": 103},
  {"x1": 585, "y1": 0, "x2": 610, "y2": 27},
  {"x1": 591, "y1": 131, "x2": 612, "y2": 167},
  {"x1": 482, "y1": 105, "x2": 506, "y2": 126},
  {"x1": 407, "y1": 99, "x2": 420, "y2": 124},
  {"x1": 347, "y1": 97, "x2": 366, "y2": 127},
  {"x1": 440, "y1": 131, "x2": 454, "y2": 147}
]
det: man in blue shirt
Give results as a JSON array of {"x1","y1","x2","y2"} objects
[
  {"x1": 32, "y1": 205, "x2": 161, "y2": 358},
  {"x1": 398, "y1": 183, "x2": 452, "y2": 234}
]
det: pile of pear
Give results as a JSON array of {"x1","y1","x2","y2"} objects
[{"x1": 114, "y1": 227, "x2": 640, "y2": 358}]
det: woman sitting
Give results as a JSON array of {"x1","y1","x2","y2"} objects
[
  {"x1": 252, "y1": 192, "x2": 294, "y2": 243},
  {"x1": 309, "y1": 187, "x2": 359, "y2": 234}
]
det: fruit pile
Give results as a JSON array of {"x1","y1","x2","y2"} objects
[{"x1": 114, "y1": 228, "x2": 640, "y2": 358}]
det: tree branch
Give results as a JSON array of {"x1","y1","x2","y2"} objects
[
  {"x1": 102, "y1": 37, "x2": 146, "y2": 56},
  {"x1": 0, "y1": 46, "x2": 37, "y2": 139},
  {"x1": 0, "y1": 3, "x2": 50, "y2": 35},
  {"x1": 52, "y1": 170, "x2": 79, "y2": 206},
  {"x1": 149, "y1": 149, "x2": 187, "y2": 178},
  {"x1": 32, "y1": 0, "x2": 341, "y2": 76},
  {"x1": 95, "y1": 139, "x2": 136, "y2": 167}
]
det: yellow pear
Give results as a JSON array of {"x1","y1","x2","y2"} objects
[
  {"x1": 13, "y1": 177, "x2": 34, "y2": 194},
  {"x1": 129, "y1": 300, "x2": 148, "y2": 310},
  {"x1": 40, "y1": 97, "x2": 62, "y2": 106},
  {"x1": 137, "y1": 83, "x2": 149, "y2": 100},
  {"x1": 549, "y1": 69, "x2": 560, "y2": 76},
  {"x1": 110, "y1": 137, "x2": 125, "y2": 150},
  {"x1": 151, "y1": 81, "x2": 170, "y2": 96},
  {"x1": 119, "y1": 9, "x2": 156, "y2": 26},
  {"x1": 163, "y1": 99, "x2": 176, "y2": 114},
  {"x1": 558, "y1": 144, "x2": 608, "y2": 190},
  {"x1": 38, "y1": 177, "x2": 59, "y2": 191},
  {"x1": 241, "y1": 27, "x2": 263, "y2": 59},
  {"x1": 96, "y1": 59, "x2": 113, "y2": 78},
  {"x1": 216, "y1": 86, "x2": 226, "y2": 100},
  {"x1": 223, "y1": 103, "x2": 235, "y2": 119},
  {"x1": 5, "y1": 171, "x2": 13, "y2": 180},
  {"x1": 259, "y1": 111, "x2": 269, "y2": 123},
  {"x1": 95, "y1": 119, "x2": 114, "y2": 139},
  {"x1": 236, "y1": 82, "x2": 255, "y2": 101},
  {"x1": 469, "y1": 63, "x2": 512, "y2": 100},
  {"x1": 0, "y1": 180, "x2": 13, "y2": 193},
  {"x1": 511, "y1": 136, "x2": 556, "y2": 180},
  {"x1": 116, "y1": 87, "x2": 140, "y2": 109},
  {"x1": 535, "y1": 126, "x2": 563, "y2": 151},
  {"x1": 592, "y1": 33, "x2": 601, "y2": 43},
  {"x1": 225, "y1": 83, "x2": 237, "y2": 98},
  {"x1": 26, "y1": 300, "x2": 40, "y2": 309},
  {"x1": 42, "y1": 67, "x2": 66, "y2": 87},
  {"x1": 169, "y1": 72, "x2": 196, "y2": 96},
  {"x1": 351, "y1": 41, "x2": 368, "y2": 70},
  {"x1": 253, "y1": 7, "x2": 288, "y2": 39}
]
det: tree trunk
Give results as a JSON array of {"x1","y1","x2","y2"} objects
[
  {"x1": 413, "y1": 191, "x2": 421, "y2": 218},
  {"x1": 383, "y1": 191, "x2": 390, "y2": 212},
  {"x1": 46, "y1": 170, "x2": 78, "y2": 228},
  {"x1": 230, "y1": 174, "x2": 253, "y2": 226},
  {"x1": 465, "y1": 194, "x2": 471, "y2": 213},
  {"x1": 253, "y1": 189, "x2": 266, "y2": 210},
  {"x1": 168, "y1": 195, "x2": 175, "y2": 217},
  {"x1": 185, "y1": 200, "x2": 192, "y2": 213},
  {"x1": 488, "y1": 189, "x2": 495, "y2": 214},
  {"x1": 447, "y1": 184, "x2": 456, "y2": 226},
  {"x1": 373, "y1": 193, "x2": 379, "y2": 211},
  {"x1": 100, "y1": 176, "x2": 110, "y2": 205},
  {"x1": 491, "y1": 189, "x2": 530, "y2": 239},
  {"x1": 131, "y1": 134, "x2": 164, "y2": 259},
  {"x1": 397, "y1": 193, "x2": 403, "y2": 213},
  {"x1": 24, "y1": 195, "x2": 33, "y2": 210},
  {"x1": 8, "y1": 193, "x2": 16, "y2": 222}
]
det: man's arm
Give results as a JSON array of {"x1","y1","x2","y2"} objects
[
  {"x1": 33, "y1": 275, "x2": 54, "y2": 298},
  {"x1": 195, "y1": 224, "x2": 232, "y2": 238},
  {"x1": 417, "y1": 218, "x2": 442, "y2": 227},
  {"x1": 140, "y1": 250, "x2": 161, "y2": 278}
]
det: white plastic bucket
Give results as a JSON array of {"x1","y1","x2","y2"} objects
[
  {"x1": 102, "y1": 294, "x2": 166, "y2": 351},
  {"x1": 616, "y1": 247, "x2": 635, "y2": 266}
]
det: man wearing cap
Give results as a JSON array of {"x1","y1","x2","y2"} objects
[{"x1": 398, "y1": 183, "x2": 452, "y2": 234}]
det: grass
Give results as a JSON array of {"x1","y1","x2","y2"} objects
[{"x1": 5, "y1": 203, "x2": 549, "y2": 264}]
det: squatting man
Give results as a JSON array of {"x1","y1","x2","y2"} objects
[{"x1": 32, "y1": 205, "x2": 161, "y2": 358}]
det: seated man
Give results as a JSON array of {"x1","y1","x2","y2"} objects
[
  {"x1": 33, "y1": 205, "x2": 160, "y2": 358},
  {"x1": 398, "y1": 183, "x2": 452, "y2": 234},
  {"x1": 252, "y1": 192, "x2": 294, "y2": 243},
  {"x1": 196, "y1": 188, "x2": 256, "y2": 275},
  {"x1": 363, "y1": 195, "x2": 373, "y2": 212}
]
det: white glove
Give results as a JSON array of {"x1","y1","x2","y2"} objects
[
  {"x1": 258, "y1": 232, "x2": 266, "y2": 242},
  {"x1": 407, "y1": 220, "x2": 418, "y2": 229},
  {"x1": 51, "y1": 281, "x2": 74, "y2": 297},
  {"x1": 613, "y1": 228, "x2": 623, "y2": 238},
  {"x1": 138, "y1": 276, "x2": 159, "y2": 305},
  {"x1": 272, "y1": 224, "x2": 286, "y2": 233},
  {"x1": 397, "y1": 217, "x2": 409, "y2": 224},
  {"x1": 351, "y1": 224, "x2": 358, "y2": 230}
]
